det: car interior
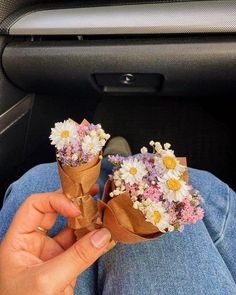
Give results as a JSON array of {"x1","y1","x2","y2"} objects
[{"x1": 0, "y1": 0, "x2": 236, "y2": 208}]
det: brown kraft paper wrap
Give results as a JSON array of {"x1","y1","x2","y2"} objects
[
  {"x1": 58, "y1": 153, "x2": 102, "y2": 238},
  {"x1": 97, "y1": 157, "x2": 188, "y2": 244}
]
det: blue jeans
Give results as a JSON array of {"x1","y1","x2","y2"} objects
[{"x1": 0, "y1": 159, "x2": 236, "y2": 295}]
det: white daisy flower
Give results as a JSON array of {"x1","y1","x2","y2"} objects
[
  {"x1": 113, "y1": 170, "x2": 122, "y2": 182},
  {"x1": 120, "y1": 158, "x2": 148, "y2": 185},
  {"x1": 81, "y1": 135, "x2": 104, "y2": 155},
  {"x1": 158, "y1": 175, "x2": 190, "y2": 202},
  {"x1": 134, "y1": 199, "x2": 170, "y2": 232},
  {"x1": 49, "y1": 120, "x2": 78, "y2": 150},
  {"x1": 155, "y1": 149, "x2": 186, "y2": 178},
  {"x1": 145, "y1": 201, "x2": 171, "y2": 232}
]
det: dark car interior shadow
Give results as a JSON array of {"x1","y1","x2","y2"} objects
[{"x1": 1, "y1": 0, "x2": 236, "y2": 207}]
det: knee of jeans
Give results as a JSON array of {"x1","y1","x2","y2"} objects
[
  {"x1": 18, "y1": 163, "x2": 59, "y2": 193},
  {"x1": 189, "y1": 168, "x2": 229, "y2": 200},
  {"x1": 189, "y1": 168, "x2": 218, "y2": 188},
  {"x1": 189, "y1": 168, "x2": 230, "y2": 243},
  {"x1": 21, "y1": 163, "x2": 58, "y2": 183}
]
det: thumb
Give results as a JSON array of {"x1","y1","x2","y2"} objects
[{"x1": 38, "y1": 228, "x2": 111, "y2": 292}]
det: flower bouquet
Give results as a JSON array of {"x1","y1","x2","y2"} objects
[
  {"x1": 50, "y1": 119, "x2": 204, "y2": 245},
  {"x1": 50, "y1": 118, "x2": 110, "y2": 239},
  {"x1": 98, "y1": 141, "x2": 204, "y2": 243}
]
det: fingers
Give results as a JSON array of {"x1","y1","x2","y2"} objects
[
  {"x1": 53, "y1": 227, "x2": 76, "y2": 250},
  {"x1": 39, "y1": 212, "x2": 57, "y2": 232},
  {"x1": 7, "y1": 192, "x2": 81, "y2": 236},
  {"x1": 38, "y1": 228, "x2": 111, "y2": 293},
  {"x1": 39, "y1": 228, "x2": 76, "y2": 261}
]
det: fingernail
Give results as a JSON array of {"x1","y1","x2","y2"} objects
[{"x1": 90, "y1": 228, "x2": 111, "y2": 249}]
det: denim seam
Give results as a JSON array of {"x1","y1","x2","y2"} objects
[
  {"x1": 214, "y1": 184, "x2": 230, "y2": 245},
  {"x1": 3, "y1": 182, "x2": 15, "y2": 204}
]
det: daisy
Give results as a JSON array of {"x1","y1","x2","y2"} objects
[
  {"x1": 81, "y1": 135, "x2": 104, "y2": 155},
  {"x1": 158, "y1": 175, "x2": 190, "y2": 202},
  {"x1": 120, "y1": 158, "x2": 148, "y2": 185},
  {"x1": 49, "y1": 120, "x2": 78, "y2": 150},
  {"x1": 154, "y1": 149, "x2": 186, "y2": 178},
  {"x1": 134, "y1": 199, "x2": 171, "y2": 232}
]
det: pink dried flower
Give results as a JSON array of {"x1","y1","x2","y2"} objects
[
  {"x1": 143, "y1": 186, "x2": 162, "y2": 202},
  {"x1": 77, "y1": 124, "x2": 87, "y2": 137},
  {"x1": 126, "y1": 183, "x2": 140, "y2": 198},
  {"x1": 168, "y1": 208, "x2": 178, "y2": 224},
  {"x1": 179, "y1": 199, "x2": 204, "y2": 224}
]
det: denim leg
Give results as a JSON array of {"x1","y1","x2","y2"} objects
[
  {"x1": 190, "y1": 168, "x2": 236, "y2": 282},
  {"x1": 98, "y1": 221, "x2": 236, "y2": 295},
  {"x1": 215, "y1": 188, "x2": 236, "y2": 285},
  {"x1": 1, "y1": 161, "x2": 236, "y2": 295},
  {"x1": 99, "y1": 160, "x2": 236, "y2": 283},
  {"x1": 97, "y1": 161, "x2": 236, "y2": 294}
]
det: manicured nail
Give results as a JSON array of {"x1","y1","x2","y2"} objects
[{"x1": 90, "y1": 228, "x2": 111, "y2": 249}]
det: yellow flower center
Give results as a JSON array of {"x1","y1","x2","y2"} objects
[
  {"x1": 167, "y1": 178, "x2": 181, "y2": 191},
  {"x1": 129, "y1": 167, "x2": 137, "y2": 175},
  {"x1": 60, "y1": 130, "x2": 70, "y2": 139},
  {"x1": 163, "y1": 156, "x2": 177, "y2": 169},
  {"x1": 89, "y1": 143, "x2": 94, "y2": 150},
  {"x1": 153, "y1": 211, "x2": 161, "y2": 223}
]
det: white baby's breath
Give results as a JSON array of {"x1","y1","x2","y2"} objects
[
  {"x1": 140, "y1": 147, "x2": 148, "y2": 154},
  {"x1": 154, "y1": 142, "x2": 163, "y2": 153},
  {"x1": 71, "y1": 154, "x2": 78, "y2": 161},
  {"x1": 164, "y1": 143, "x2": 171, "y2": 150},
  {"x1": 149, "y1": 140, "x2": 155, "y2": 146}
]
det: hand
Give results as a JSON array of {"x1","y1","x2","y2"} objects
[{"x1": 0, "y1": 186, "x2": 111, "y2": 295}]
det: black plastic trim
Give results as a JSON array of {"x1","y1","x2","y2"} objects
[
  {"x1": 0, "y1": 94, "x2": 33, "y2": 135},
  {"x1": 3, "y1": 36, "x2": 236, "y2": 96}
]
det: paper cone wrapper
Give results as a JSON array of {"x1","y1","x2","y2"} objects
[
  {"x1": 58, "y1": 154, "x2": 102, "y2": 237},
  {"x1": 98, "y1": 157, "x2": 188, "y2": 244}
]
